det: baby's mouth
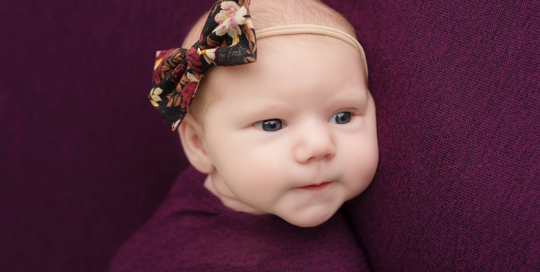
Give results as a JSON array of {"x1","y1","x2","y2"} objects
[{"x1": 297, "y1": 181, "x2": 333, "y2": 191}]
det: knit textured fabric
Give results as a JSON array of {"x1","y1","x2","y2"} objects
[
  {"x1": 330, "y1": 0, "x2": 540, "y2": 271},
  {"x1": 109, "y1": 166, "x2": 369, "y2": 271}
]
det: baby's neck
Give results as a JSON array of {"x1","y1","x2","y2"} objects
[{"x1": 203, "y1": 174, "x2": 266, "y2": 215}]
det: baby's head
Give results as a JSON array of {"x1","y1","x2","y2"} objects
[{"x1": 177, "y1": 0, "x2": 378, "y2": 227}]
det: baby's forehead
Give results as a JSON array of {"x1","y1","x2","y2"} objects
[
  {"x1": 203, "y1": 36, "x2": 367, "y2": 109},
  {"x1": 209, "y1": 35, "x2": 362, "y2": 82}
]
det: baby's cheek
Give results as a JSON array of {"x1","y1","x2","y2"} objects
[
  {"x1": 226, "y1": 149, "x2": 286, "y2": 204},
  {"x1": 341, "y1": 137, "x2": 378, "y2": 195},
  {"x1": 233, "y1": 175, "x2": 284, "y2": 212}
]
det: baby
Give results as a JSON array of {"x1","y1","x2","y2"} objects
[{"x1": 111, "y1": 0, "x2": 378, "y2": 270}]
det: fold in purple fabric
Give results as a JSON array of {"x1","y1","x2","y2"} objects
[{"x1": 109, "y1": 166, "x2": 369, "y2": 271}]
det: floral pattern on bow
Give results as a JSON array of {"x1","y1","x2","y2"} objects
[
  {"x1": 150, "y1": 0, "x2": 257, "y2": 131},
  {"x1": 214, "y1": 1, "x2": 249, "y2": 45}
]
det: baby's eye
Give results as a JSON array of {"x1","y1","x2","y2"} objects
[
  {"x1": 329, "y1": 112, "x2": 352, "y2": 124},
  {"x1": 254, "y1": 119, "x2": 283, "y2": 132}
]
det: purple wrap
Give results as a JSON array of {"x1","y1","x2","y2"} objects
[{"x1": 110, "y1": 166, "x2": 369, "y2": 271}]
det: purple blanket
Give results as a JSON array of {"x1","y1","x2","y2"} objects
[
  {"x1": 332, "y1": 0, "x2": 540, "y2": 270},
  {"x1": 110, "y1": 166, "x2": 369, "y2": 271}
]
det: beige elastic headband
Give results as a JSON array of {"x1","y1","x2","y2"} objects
[{"x1": 255, "y1": 24, "x2": 368, "y2": 77}]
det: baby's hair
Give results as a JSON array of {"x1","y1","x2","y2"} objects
[{"x1": 183, "y1": 0, "x2": 357, "y2": 129}]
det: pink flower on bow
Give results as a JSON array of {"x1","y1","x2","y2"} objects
[{"x1": 213, "y1": 1, "x2": 248, "y2": 46}]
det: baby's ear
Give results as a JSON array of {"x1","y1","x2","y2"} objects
[{"x1": 178, "y1": 113, "x2": 214, "y2": 174}]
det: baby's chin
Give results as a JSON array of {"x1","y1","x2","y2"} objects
[{"x1": 275, "y1": 202, "x2": 343, "y2": 228}]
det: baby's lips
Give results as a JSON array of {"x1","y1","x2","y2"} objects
[{"x1": 296, "y1": 181, "x2": 334, "y2": 191}]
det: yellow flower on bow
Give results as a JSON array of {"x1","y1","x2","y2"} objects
[
  {"x1": 149, "y1": 87, "x2": 163, "y2": 107},
  {"x1": 197, "y1": 48, "x2": 217, "y2": 64}
]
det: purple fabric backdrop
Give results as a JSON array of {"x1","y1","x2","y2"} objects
[
  {"x1": 1, "y1": 0, "x2": 539, "y2": 271},
  {"x1": 329, "y1": 0, "x2": 540, "y2": 271},
  {"x1": 1, "y1": 0, "x2": 209, "y2": 271}
]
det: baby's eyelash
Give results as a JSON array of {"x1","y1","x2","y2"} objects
[
  {"x1": 253, "y1": 110, "x2": 356, "y2": 132},
  {"x1": 329, "y1": 112, "x2": 352, "y2": 124},
  {"x1": 254, "y1": 119, "x2": 285, "y2": 132}
]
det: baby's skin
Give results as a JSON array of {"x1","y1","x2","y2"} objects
[
  {"x1": 111, "y1": 2, "x2": 378, "y2": 271},
  {"x1": 179, "y1": 32, "x2": 379, "y2": 227}
]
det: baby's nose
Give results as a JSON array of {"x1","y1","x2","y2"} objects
[{"x1": 292, "y1": 121, "x2": 336, "y2": 164}]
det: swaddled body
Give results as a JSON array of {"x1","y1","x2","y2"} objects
[{"x1": 110, "y1": 166, "x2": 369, "y2": 271}]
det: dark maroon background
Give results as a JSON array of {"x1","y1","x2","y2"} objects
[{"x1": 1, "y1": 0, "x2": 539, "y2": 271}]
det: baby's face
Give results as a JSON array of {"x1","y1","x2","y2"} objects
[{"x1": 200, "y1": 36, "x2": 378, "y2": 227}]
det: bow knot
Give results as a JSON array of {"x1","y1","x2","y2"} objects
[{"x1": 150, "y1": 0, "x2": 257, "y2": 131}]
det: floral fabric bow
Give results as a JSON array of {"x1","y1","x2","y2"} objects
[{"x1": 149, "y1": 0, "x2": 257, "y2": 131}]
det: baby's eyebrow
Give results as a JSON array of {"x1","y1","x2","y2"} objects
[
  {"x1": 242, "y1": 100, "x2": 292, "y2": 116},
  {"x1": 323, "y1": 90, "x2": 369, "y2": 106},
  {"x1": 243, "y1": 91, "x2": 368, "y2": 116},
  {"x1": 331, "y1": 94, "x2": 367, "y2": 104}
]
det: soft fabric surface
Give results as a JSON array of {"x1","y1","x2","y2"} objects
[
  {"x1": 329, "y1": 0, "x2": 540, "y2": 271},
  {"x1": 110, "y1": 166, "x2": 368, "y2": 271},
  {"x1": 2, "y1": 0, "x2": 539, "y2": 271},
  {"x1": 1, "y1": 0, "x2": 206, "y2": 271}
]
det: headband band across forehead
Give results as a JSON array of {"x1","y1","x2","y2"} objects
[{"x1": 150, "y1": 0, "x2": 368, "y2": 131}]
